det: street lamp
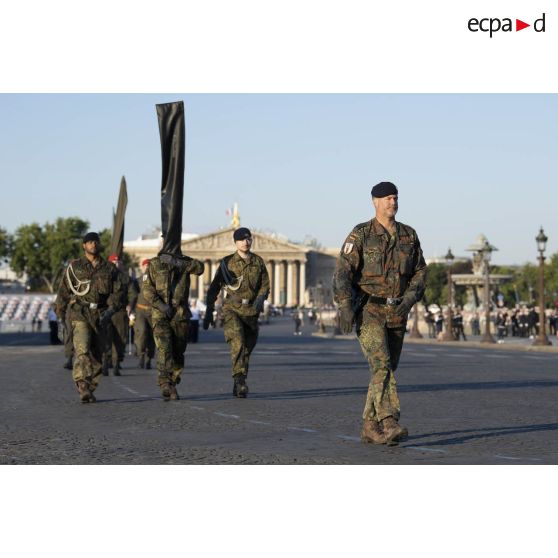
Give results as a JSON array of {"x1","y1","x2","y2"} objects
[
  {"x1": 480, "y1": 240, "x2": 496, "y2": 343},
  {"x1": 441, "y1": 248, "x2": 455, "y2": 341},
  {"x1": 533, "y1": 227, "x2": 551, "y2": 346}
]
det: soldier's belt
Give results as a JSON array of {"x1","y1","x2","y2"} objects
[
  {"x1": 73, "y1": 300, "x2": 107, "y2": 310},
  {"x1": 367, "y1": 296, "x2": 402, "y2": 306},
  {"x1": 226, "y1": 295, "x2": 253, "y2": 305},
  {"x1": 136, "y1": 303, "x2": 151, "y2": 310}
]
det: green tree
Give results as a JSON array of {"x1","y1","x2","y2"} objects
[
  {"x1": 0, "y1": 226, "x2": 12, "y2": 260},
  {"x1": 11, "y1": 218, "x2": 89, "y2": 293},
  {"x1": 424, "y1": 263, "x2": 446, "y2": 306}
]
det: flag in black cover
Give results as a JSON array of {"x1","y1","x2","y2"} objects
[{"x1": 156, "y1": 101, "x2": 185, "y2": 256}]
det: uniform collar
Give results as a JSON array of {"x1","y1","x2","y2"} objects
[
  {"x1": 371, "y1": 218, "x2": 399, "y2": 237},
  {"x1": 233, "y1": 251, "x2": 253, "y2": 264}
]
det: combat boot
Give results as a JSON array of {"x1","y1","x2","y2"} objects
[
  {"x1": 160, "y1": 382, "x2": 171, "y2": 402},
  {"x1": 169, "y1": 383, "x2": 180, "y2": 401},
  {"x1": 361, "y1": 419, "x2": 387, "y2": 444},
  {"x1": 113, "y1": 362, "x2": 121, "y2": 376},
  {"x1": 63, "y1": 357, "x2": 73, "y2": 370},
  {"x1": 145, "y1": 358, "x2": 152, "y2": 370},
  {"x1": 76, "y1": 381, "x2": 91, "y2": 403},
  {"x1": 381, "y1": 416, "x2": 407, "y2": 445},
  {"x1": 233, "y1": 374, "x2": 249, "y2": 398},
  {"x1": 138, "y1": 355, "x2": 145, "y2": 369}
]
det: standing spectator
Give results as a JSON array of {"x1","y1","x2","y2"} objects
[
  {"x1": 496, "y1": 312, "x2": 507, "y2": 341},
  {"x1": 47, "y1": 306, "x2": 60, "y2": 345},
  {"x1": 453, "y1": 309, "x2": 467, "y2": 341},
  {"x1": 471, "y1": 312, "x2": 481, "y2": 336},
  {"x1": 292, "y1": 307, "x2": 303, "y2": 335},
  {"x1": 435, "y1": 312, "x2": 444, "y2": 338},
  {"x1": 37, "y1": 318, "x2": 43, "y2": 332},
  {"x1": 424, "y1": 309, "x2": 435, "y2": 338},
  {"x1": 31, "y1": 317, "x2": 37, "y2": 332},
  {"x1": 189, "y1": 300, "x2": 200, "y2": 343}
]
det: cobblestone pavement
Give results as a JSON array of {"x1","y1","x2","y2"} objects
[{"x1": 1, "y1": 318, "x2": 557, "y2": 464}]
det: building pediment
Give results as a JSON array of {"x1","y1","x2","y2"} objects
[{"x1": 182, "y1": 228, "x2": 309, "y2": 257}]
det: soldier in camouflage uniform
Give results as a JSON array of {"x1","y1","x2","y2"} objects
[
  {"x1": 333, "y1": 182, "x2": 427, "y2": 445},
  {"x1": 203, "y1": 227, "x2": 270, "y2": 398},
  {"x1": 141, "y1": 252, "x2": 204, "y2": 401},
  {"x1": 133, "y1": 259, "x2": 155, "y2": 369},
  {"x1": 56, "y1": 232, "x2": 125, "y2": 403},
  {"x1": 102, "y1": 254, "x2": 134, "y2": 375}
]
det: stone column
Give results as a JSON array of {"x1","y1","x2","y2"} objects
[
  {"x1": 198, "y1": 272, "x2": 205, "y2": 301},
  {"x1": 265, "y1": 261, "x2": 273, "y2": 301},
  {"x1": 287, "y1": 261, "x2": 294, "y2": 306},
  {"x1": 273, "y1": 261, "x2": 280, "y2": 306},
  {"x1": 210, "y1": 260, "x2": 218, "y2": 280},
  {"x1": 299, "y1": 260, "x2": 306, "y2": 307}
]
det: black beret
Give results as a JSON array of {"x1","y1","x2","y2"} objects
[
  {"x1": 371, "y1": 182, "x2": 398, "y2": 198},
  {"x1": 233, "y1": 227, "x2": 252, "y2": 241},
  {"x1": 82, "y1": 232, "x2": 100, "y2": 243}
]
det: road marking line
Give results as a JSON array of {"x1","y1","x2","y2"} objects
[
  {"x1": 247, "y1": 420, "x2": 272, "y2": 425},
  {"x1": 405, "y1": 446, "x2": 448, "y2": 454},
  {"x1": 287, "y1": 427, "x2": 318, "y2": 433},
  {"x1": 190, "y1": 406, "x2": 206, "y2": 411},
  {"x1": 113, "y1": 382, "x2": 140, "y2": 395},
  {"x1": 214, "y1": 412, "x2": 240, "y2": 419},
  {"x1": 494, "y1": 454, "x2": 542, "y2": 462}
]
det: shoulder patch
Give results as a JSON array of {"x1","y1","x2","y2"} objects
[
  {"x1": 142, "y1": 274, "x2": 149, "y2": 282},
  {"x1": 343, "y1": 242, "x2": 354, "y2": 254}
]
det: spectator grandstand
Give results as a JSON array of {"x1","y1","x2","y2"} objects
[{"x1": 0, "y1": 294, "x2": 56, "y2": 332}]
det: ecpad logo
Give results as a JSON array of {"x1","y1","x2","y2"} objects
[{"x1": 468, "y1": 13, "x2": 546, "y2": 37}]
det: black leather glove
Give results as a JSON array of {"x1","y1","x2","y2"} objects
[
  {"x1": 395, "y1": 293, "x2": 415, "y2": 318},
  {"x1": 99, "y1": 308, "x2": 115, "y2": 329},
  {"x1": 339, "y1": 304, "x2": 355, "y2": 334},
  {"x1": 253, "y1": 295, "x2": 266, "y2": 314},
  {"x1": 160, "y1": 253, "x2": 191, "y2": 270},
  {"x1": 202, "y1": 308, "x2": 214, "y2": 330},
  {"x1": 160, "y1": 304, "x2": 175, "y2": 320}
]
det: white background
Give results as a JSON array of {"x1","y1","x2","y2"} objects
[{"x1": 0, "y1": 2, "x2": 555, "y2": 557}]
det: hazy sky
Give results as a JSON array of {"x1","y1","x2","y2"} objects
[{"x1": 0, "y1": 93, "x2": 556, "y2": 265}]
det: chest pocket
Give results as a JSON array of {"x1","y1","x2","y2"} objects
[
  {"x1": 399, "y1": 241, "x2": 415, "y2": 276},
  {"x1": 95, "y1": 273, "x2": 111, "y2": 294},
  {"x1": 363, "y1": 247, "x2": 384, "y2": 277}
]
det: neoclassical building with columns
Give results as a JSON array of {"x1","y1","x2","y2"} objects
[{"x1": 124, "y1": 227, "x2": 338, "y2": 307}]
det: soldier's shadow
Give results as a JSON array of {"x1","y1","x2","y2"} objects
[{"x1": 402, "y1": 422, "x2": 558, "y2": 448}]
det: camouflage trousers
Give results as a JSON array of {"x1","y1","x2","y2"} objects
[
  {"x1": 152, "y1": 317, "x2": 189, "y2": 386},
  {"x1": 134, "y1": 309, "x2": 155, "y2": 359},
  {"x1": 223, "y1": 309, "x2": 259, "y2": 376},
  {"x1": 356, "y1": 305, "x2": 406, "y2": 422},
  {"x1": 71, "y1": 320, "x2": 109, "y2": 391}
]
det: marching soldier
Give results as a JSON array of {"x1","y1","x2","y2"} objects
[
  {"x1": 333, "y1": 182, "x2": 427, "y2": 445},
  {"x1": 133, "y1": 258, "x2": 155, "y2": 369},
  {"x1": 203, "y1": 227, "x2": 270, "y2": 398},
  {"x1": 56, "y1": 232, "x2": 124, "y2": 403},
  {"x1": 142, "y1": 252, "x2": 204, "y2": 401},
  {"x1": 103, "y1": 253, "x2": 132, "y2": 375}
]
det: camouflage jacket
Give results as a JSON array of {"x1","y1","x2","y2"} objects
[
  {"x1": 141, "y1": 255, "x2": 204, "y2": 321},
  {"x1": 56, "y1": 256, "x2": 124, "y2": 323},
  {"x1": 111, "y1": 267, "x2": 135, "y2": 314},
  {"x1": 333, "y1": 218, "x2": 427, "y2": 306},
  {"x1": 206, "y1": 252, "x2": 270, "y2": 317}
]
